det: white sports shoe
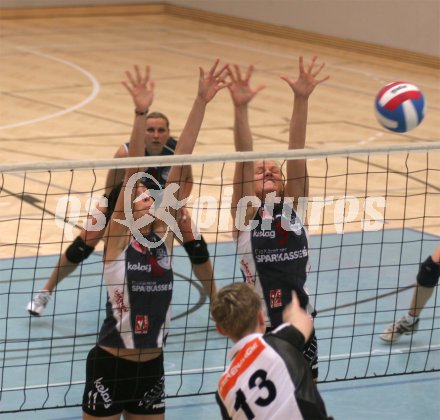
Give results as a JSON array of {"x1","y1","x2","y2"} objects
[
  {"x1": 380, "y1": 316, "x2": 419, "y2": 343},
  {"x1": 27, "y1": 290, "x2": 51, "y2": 316}
]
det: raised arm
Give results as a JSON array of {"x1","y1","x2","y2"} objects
[
  {"x1": 104, "y1": 144, "x2": 129, "y2": 196},
  {"x1": 122, "y1": 65, "x2": 155, "y2": 162},
  {"x1": 104, "y1": 65, "x2": 155, "y2": 260},
  {"x1": 227, "y1": 64, "x2": 265, "y2": 225},
  {"x1": 283, "y1": 291, "x2": 313, "y2": 342},
  {"x1": 166, "y1": 59, "x2": 228, "y2": 193},
  {"x1": 281, "y1": 56, "x2": 329, "y2": 202},
  {"x1": 163, "y1": 59, "x2": 228, "y2": 248}
]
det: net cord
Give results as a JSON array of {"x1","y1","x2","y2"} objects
[{"x1": 1, "y1": 141, "x2": 439, "y2": 174}]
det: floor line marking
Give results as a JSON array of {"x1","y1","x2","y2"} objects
[{"x1": 0, "y1": 48, "x2": 100, "y2": 131}]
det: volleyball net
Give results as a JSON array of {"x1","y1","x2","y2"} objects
[{"x1": 1, "y1": 142, "x2": 439, "y2": 413}]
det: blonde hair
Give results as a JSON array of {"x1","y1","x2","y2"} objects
[
  {"x1": 146, "y1": 111, "x2": 170, "y2": 128},
  {"x1": 211, "y1": 283, "x2": 261, "y2": 340}
]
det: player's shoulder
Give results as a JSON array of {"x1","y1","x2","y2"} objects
[
  {"x1": 114, "y1": 142, "x2": 129, "y2": 157},
  {"x1": 264, "y1": 324, "x2": 305, "y2": 350}
]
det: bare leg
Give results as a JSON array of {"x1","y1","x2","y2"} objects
[
  {"x1": 192, "y1": 260, "x2": 217, "y2": 302},
  {"x1": 408, "y1": 283, "x2": 435, "y2": 318},
  {"x1": 123, "y1": 411, "x2": 164, "y2": 420},
  {"x1": 83, "y1": 412, "x2": 120, "y2": 420},
  {"x1": 42, "y1": 228, "x2": 104, "y2": 294},
  {"x1": 408, "y1": 245, "x2": 440, "y2": 317},
  {"x1": 82, "y1": 409, "x2": 165, "y2": 420}
]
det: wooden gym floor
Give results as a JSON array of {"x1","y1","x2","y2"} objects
[{"x1": 0, "y1": 6, "x2": 439, "y2": 258}]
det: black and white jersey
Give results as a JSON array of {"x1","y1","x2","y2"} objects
[
  {"x1": 98, "y1": 233, "x2": 173, "y2": 349},
  {"x1": 124, "y1": 137, "x2": 177, "y2": 188},
  {"x1": 237, "y1": 203, "x2": 311, "y2": 328},
  {"x1": 216, "y1": 325, "x2": 330, "y2": 420}
]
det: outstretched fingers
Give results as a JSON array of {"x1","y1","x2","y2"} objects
[
  {"x1": 226, "y1": 65, "x2": 236, "y2": 83},
  {"x1": 148, "y1": 79, "x2": 156, "y2": 93},
  {"x1": 233, "y1": 64, "x2": 243, "y2": 82},
  {"x1": 298, "y1": 55, "x2": 305, "y2": 75},
  {"x1": 199, "y1": 65, "x2": 205, "y2": 81},
  {"x1": 243, "y1": 64, "x2": 254, "y2": 83},
  {"x1": 307, "y1": 57, "x2": 330, "y2": 84},
  {"x1": 201, "y1": 59, "x2": 228, "y2": 84},
  {"x1": 208, "y1": 58, "x2": 220, "y2": 78},
  {"x1": 279, "y1": 74, "x2": 290, "y2": 84},
  {"x1": 312, "y1": 62, "x2": 324, "y2": 78},
  {"x1": 311, "y1": 62, "x2": 330, "y2": 86},
  {"x1": 121, "y1": 79, "x2": 132, "y2": 95},
  {"x1": 228, "y1": 63, "x2": 255, "y2": 85},
  {"x1": 306, "y1": 55, "x2": 317, "y2": 74},
  {"x1": 121, "y1": 64, "x2": 155, "y2": 112},
  {"x1": 281, "y1": 55, "x2": 330, "y2": 98},
  {"x1": 134, "y1": 64, "x2": 142, "y2": 84},
  {"x1": 142, "y1": 65, "x2": 151, "y2": 85},
  {"x1": 197, "y1": 59, "x2": 230, "y2": 103},
  {"x1": 127, "y1": 66, "x2": 137, "y2": 86},
  {"x1": 122, "y1": 64, "x2": 151, "y2": 91},
  {"x1": 254, "y1": 83, "x2": 266, "y2": 95},
  {"x1": 214, "y1": 64, "x2": 229, "y2": 85}
]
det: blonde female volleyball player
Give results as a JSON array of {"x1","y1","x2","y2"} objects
[
  {"x1": 82, "y1": 61, "x2": 226, "y2": 419},
  {"x1": 226, "y1": 56, "x2": 329, "y2": 380}
]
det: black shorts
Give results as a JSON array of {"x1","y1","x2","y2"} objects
[{"x1": 82, "y1": 346, "x2": 165, "y2": 417}]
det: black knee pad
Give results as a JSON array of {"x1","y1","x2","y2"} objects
[
  {"x1": 417, "y1": 256, "x2": 440, "y2": 287},
  {"x1": 65, "y1": 236, "x2": 95, "y2": 264},
  {"x1": 183, "y1": 236, "x2": 210, "y2": 265}
]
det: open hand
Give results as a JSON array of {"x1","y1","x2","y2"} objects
[
  {"x1": 197, "y1": 59, "x2": 229, "y2": 104},
  {"x1": 122, "y1": 65, "x2": 155, "y2": 113},
  {"x1": 227, "y1": 64, "x2": 266, "y2": 107},
  {"x1": 281, "y1": 56, "x2": 329, "y2": 99}
]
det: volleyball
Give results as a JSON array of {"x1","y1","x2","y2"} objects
[{"x1": 375, "y1": 82, "x2": 425, "y2": 132}]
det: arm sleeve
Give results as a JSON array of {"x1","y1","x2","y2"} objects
[
  {"x1": 265, "y1": 326, "x2": 331, "y2": 419},
  {"x1": 270, "y1": 323, "x2": 305, "y2": 349},
  {"x1": 215, "y1": 392, "x2": 232, "y2": 420}
]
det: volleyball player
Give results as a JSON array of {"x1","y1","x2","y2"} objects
[
  {"x1": 212, "y1": 283, "x2": 332, "y2": 419},
  {"x1": 27, "y1": 99, "x2": 216, "y2": 317},
  {"x1": 226, "y1": 56, "x2": 329, "y2": 380},
  {"x1": 380, "y1": 244, "x2": 440, "y2": 342},
  {"x1": 82, "y1": 61, "x2": 226, "y2": 419}
]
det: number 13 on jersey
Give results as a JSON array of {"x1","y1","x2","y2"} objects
[{"x1": 218, "y1": 336, "x2": 304, "y2": 419}]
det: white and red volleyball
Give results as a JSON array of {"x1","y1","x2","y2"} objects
[{"x1": 375, "y1": 82, "x2": 425, "y2": 132}]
